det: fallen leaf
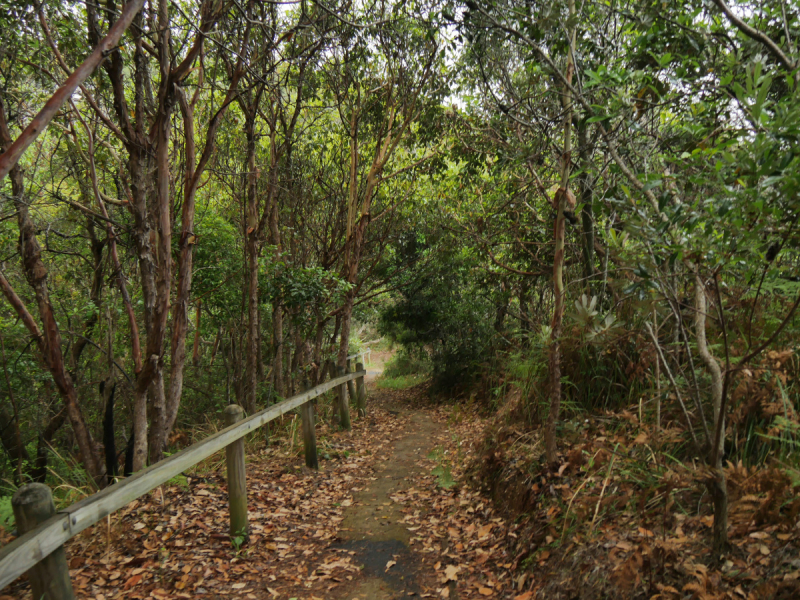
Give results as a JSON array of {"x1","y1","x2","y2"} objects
[
  {"x1": 123, "y1": 575, "x2": 142, "y2": 591},
  {"x1": 444, "y1": 565, "x2": 460, "y2": 582}
]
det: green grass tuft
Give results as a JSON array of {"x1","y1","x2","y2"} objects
[{"x1": 376, "y1": 373, "x2": 426, "y2": 390}]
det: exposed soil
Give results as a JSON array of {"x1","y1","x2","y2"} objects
[
  {"x1": 333, "y1": 404, "x2": 440, "y2": 599},
  {"x1": 363, "y1": 349, "x2": 393, "y2": 382}
]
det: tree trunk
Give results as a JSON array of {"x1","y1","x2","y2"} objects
[
  {"x1": 257, "y1": 305, "x2": 265, "y2": 380},
  {"x1": 32, "y1": 407, "x2": 67, "y2": 483},
  {"x1": 0, "y1": 406, "x2": 30, "y2": 485},
  {"x1": 136, "y1": 0, "x2": 175, "y2": 467},
  {"x1": 192, "y1": 301, "x2": 202, "y2": 367},
  {"x1": 518, "y1": 280, "x2": 532, "y2": 339},
  {"x1": 0, "y1": 98, "x2": 102, "y2": 481},
  {"x1": 272, "y1": 302, "x2": 284, "y2": 400},
  {"x1": 244, "y1": 113, "x2": 260, "y2": 415},
  {"x1": 164, "y1": 24, "x2": 246, "y2": 439},
  {"x1": 147, "y1": 371, "x2": 166, "y2": 465},
  {"x1": 337, "y1": 293, "x2": 355, "y2": 368},
  {"x1": 695, "y1": 270, "x2": 728, "y2": 554},
  {"x1": 544, "y1": 0, "x2": 576, "y2": 464},
  {"x1": 313, "y1": 312, "x2": 326, "y2": 384},
  {"x1": 164, "y1": 90, "x2": 198, "y2": 443},
  {"x1": 494, "y1": 281, "x2": 509, "y2": 334},
  {"x1": 578, "y1": 121, "x2": 594, "y2": 292}
]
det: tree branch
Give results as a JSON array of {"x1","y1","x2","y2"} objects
[
  {"x1": 711, "y1": 0, "x2": 795, "y2": 71},
  {"x1": 0, "y1": 0, "x2": 146, "y2": 181}
]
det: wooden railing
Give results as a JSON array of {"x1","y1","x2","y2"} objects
[
  {"x1": 347, "y1": 348, "x2": 371, "y2": 365},
  {"x1": 0, "y1": 368, "x2": 367, "y2": 599}
]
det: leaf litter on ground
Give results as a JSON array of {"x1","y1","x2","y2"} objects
[{"x1": 4, "y1": 380, "x2": 799, "y2": 600}]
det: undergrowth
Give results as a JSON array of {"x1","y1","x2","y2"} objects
[{"x1": 376, "y1": 348, "x2": 431, "y2": 390}]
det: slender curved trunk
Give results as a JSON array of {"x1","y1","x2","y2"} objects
[
  {"x1": 135, "y1": 0, "x2": 174, "y2": 468},
  {"x1": 544, "y1": 0, "x2": 577, "y2": 464},
  {"x1": 695, "y1": 271, "x2": 728, "y2": 554}
]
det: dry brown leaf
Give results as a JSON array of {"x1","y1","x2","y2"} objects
[{"x1": 444, "y1": 564, "x2": 460, "y2": 582}]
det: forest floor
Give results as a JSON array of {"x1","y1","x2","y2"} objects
[
  {"x1": 2, "y1": 363, "x2": 520, "y2": 600},
  {"x1": 5, "y1": 370, "x2": 800, "y2": 599}
]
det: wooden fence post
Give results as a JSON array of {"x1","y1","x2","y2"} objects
[
  {"x1": 356, "y1": 361, "x2": 367, "y2": 417},
  {"x1": 345, "y1": 358, "x2": 357, "y2": 406},
  {"x1": 11, "y1": 483, "x2": 74, "y2": 600},
  {"x1": 336, "y1": 366, "x2": 351, "y2": 431},
  {"x1": 299, "y1": 380, "x2": 318, "y2": 469},
  {"x1": 223, "y1": 405, "x2": 249, "y2": 539}
]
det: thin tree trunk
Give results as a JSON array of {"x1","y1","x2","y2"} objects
[
  {"x1": 0, "y1": 99, "x2": 102, "y2": 481},
  {"x1": 578, "y1": 121, "x2": 594, "y2": 292},
  {"x1": 313, "y1": 312, "x2": 325, "y2": 384},
  {"x1": 257, "y1": 305, "x2": 265, "y2": 380},
  {"x1": 135, "y1": 0, "x2": 174, "y2": 468},
  {"x1": 96, "y1": 6, "x2": 154, "y2": 471},
  {"x1": 695, "y1": 270, "x2": 728, "y2": 554},
  {"x1": 270, "y1": 195, "x2": 285, "y2": 403},
  {"x1": 338, "y1": 294, "x2": 355, "y2": 367},
  {"x1": 544, "y1": 0, "x2": 576, "y2": 464},
  {"x1": 192, "y1": 300, "x2": 202, "y2": 367},
  {"x1": 244, "y1": 112, "x2": 260, "y2": 415},
  {"x1": 165, "y1": 90, "x2": 199, "y2": 439},
  {"x1": 32, "y1": 407, "x2": 67, "y2": 483},
  {"x1": 163, "y1": 72, "x2": 244, "y2": 444},
  {"x1": 147, "y1": 371, "x2": 166, "y2": 465}
]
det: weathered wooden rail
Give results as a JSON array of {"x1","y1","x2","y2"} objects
[
  {"x1": 0, "y1": 368, "x2": 367, "y2": 598},
  {"x1": 347, "y1": 347, "x2": 371, "y2": 365}
]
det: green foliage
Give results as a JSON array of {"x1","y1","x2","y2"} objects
[
  {"x1": 428, "y1": 446, "x2": 457, "y2": 489},
  {"x1": 230, "y1": 528, "x2": 248, "y2": 553},
  {"x1": 379, "y1": 244, "x2": 498, "y2": 393},
  {"x1": 382, "y1": 349, "x2": 431, "y2": 378},
  {"x1": 167, "y1": 475, "x2": 190, "y2": 489},
  {"x1": 0, "y1": 496, "x2": 15, "y2": 531},
  {"x1": 376, "y1": 373, "x2": 427, "y2": 390}
]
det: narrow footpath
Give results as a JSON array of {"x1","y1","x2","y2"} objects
[
  {"x1": 4, "y1": 356, "x2": 518, "y2": 600},
  {"x1": 333, "y1": 404, "x2": 439, "y2": 599}
]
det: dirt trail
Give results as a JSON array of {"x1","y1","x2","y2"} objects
[
  {"x1": 363, "y1": 349, "x2": 392, "y2": 383},
  {"x1": 3, "y1": 343, "x2": 519, "y2": 600},
  {"x1": 333, "y1": 355, "x2": 441, "y2": 599}
]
